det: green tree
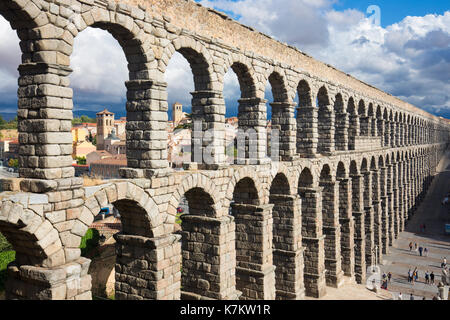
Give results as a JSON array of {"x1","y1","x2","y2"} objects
[{"x1": 8, "y1": 159, "x2": 18, "y2": 169}]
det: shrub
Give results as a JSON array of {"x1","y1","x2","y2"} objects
[
  {"x1": 80, "y1": 228, "x2": 100, "y2": 257},
  {"x1": 0, "y1": 233, "x2": 12, "y2": 252}
]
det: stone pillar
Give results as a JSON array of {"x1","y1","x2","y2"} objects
[
  {"x1": 348, "y1": 114, "x2": 359, "y2": 150},
  {"x1": 386, "y1": 165, "x2": 395, "y2": 245},
  {"x1": 114, "y1": 234, "x2": 181, "y2": 300},
  {"x1": 384, "y1": 120, "x2": 391, "y2": 148},
  {"x1": 180, "y1": 215, "x2": 239, "y2": 300},
  {"x1": 237, "y1": 98, "x2": 268, "y2": 164},
  {"x1": 392, "y1": 163, "x2": 400, "y2": 239},
  {"x1": 124, "y1": 80, "x2": 170, "y2": 178},
  {"x1": 350, "y1": 174, "x2": 366, "y2": 284},
  {"x1": 300, "y1": 187, "x2": 327, "y2": 297},
  {"x1": 371, "y1": 116, "x2": 377, "y2": 137},
  {"x1": 270, "y1": 194, "x2": 305, "y2": 300},
  {"x1": 335, "y1": 112, "x2": 349, "y2": 151},
  {"x1": 297, "y1": 106, "x2": 318, "y2": 157},
  {"x1": 377, "y1": 119, "x2": 385, "y2": 147},
  {"x1": 337, "y1": 178, "x2": 355, "y2": 279},
  {"x1": 390, "y1": 121, "x2": 396, "y2": 148},
  {"x1": 398, "y1": 161, "x2": 405, "y2": 232},
  {"x1": 5, "y1": 257, "x2": 91, "y2": 300},
  {"x1": 270, "y1": 102, "x2": 297, "y2": 161},
  {"x1": 17, "y1": 63, "x2": 75, "y2": 191},
  {"x1": 363, "y1": 172, "x2": 375, "y2": 267},
  {"x1": 320, "y1": 180, "x2": 344, "y2": 288},
  {"x1": 379, "y1": 166, "x2": 389, "y2": 254},
  {"x1": 191, "y1": 90, "x2": 226, "y2": 169},
  {"x1": 317, "y1": 105, "x2": 335, "y2": 155},
  {"x1": 232, "y1": 204, "x2": 275, "y2": 300},
  {"x1": 360, "y1": 116, "x2": 370, "y2": 136},
  {"x1": 371, "y1": 169, "x2": 383, "y2": 263}
]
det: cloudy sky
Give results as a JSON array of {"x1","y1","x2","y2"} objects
[{"x1": 0, "y1": 0, "x2": 449, "y2": 120}]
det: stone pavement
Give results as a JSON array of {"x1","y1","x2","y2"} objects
[{"x1": 380, "y1": 149, "x2": 450, "y2": 300}]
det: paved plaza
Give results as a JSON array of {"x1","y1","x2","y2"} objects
[{"x1": 381, "y1": 149, "x2": 450, "y2": 300}]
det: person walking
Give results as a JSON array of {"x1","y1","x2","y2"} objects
[
  {"x1": 398, "y1": 292, "x2": 403, "y2": 300},
  {"x1": 424, "y1": 247, "x2": 429, "y2": 257},
  {"x1": 442, "y1": 257, "x2": 447, "y2": 268},
  {"x1": 419, "y1": 246, "x2": 423, "y2": 257},
  {"x1": 409, "y1": 242, "x2": 413, "y2": 251},
  {"x1": 430, "y1": 271, "x2": 435, "y2": 285},
  {"x1": 425, "y1": 271, "x2": 430, "y2": 284},
  {"x1": 414, "y1": 243, "x2": 418, "y2": 251},
  {"x1": 388, "y1": 272, "x2": 392, "y2": 283},
  {"x1": 410, "y1": 294, "x2": 415, "y2": 300},
  {"x1": 407, "y1": 269, "x2": 412, "y2": 283}
]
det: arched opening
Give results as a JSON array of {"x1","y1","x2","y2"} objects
[
  {"x1": 71, "y1": 27, "x2": 128, "y2": 158},
  {"x1": 232, "y1": 177, "x2": 274, "y2": 300},
  {"x1": 165, "y1": 47, "x2": 213, "y2": 167},
  {"x1": 0, "y1": 13, "x2": 35, "y2": 299}
]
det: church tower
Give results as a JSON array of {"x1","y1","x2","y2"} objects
[
  {"x1": 96, "y1": 109, "x2": 115, "y2": 150},
  {"x1": 172, "y1": 102, "x2": 183, "y2": 126}
]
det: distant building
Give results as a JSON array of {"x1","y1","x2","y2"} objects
[
  {"x1": 0, "y1": 139, "x2": 19, "y2": 164},
  {"x1": 104, "y1": 129, "x2": 126, "y2": 155},
  {"x1": 90, "y1": 154, "x2": 127, "y2": 179},
  {"x1": 96, "y1": 109, "x2": 115, "y2": 150},
  {"x1": 172, "y1": 102, "x2": 183, "y2": 126},
  {"x1": 86, "y1": 150, "x2": 112, "y2": 166},
  {"x1": 73, "y1": 140, "x2": 97, "y2": 160}
]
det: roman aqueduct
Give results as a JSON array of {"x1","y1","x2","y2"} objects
[{"x1": 0, "y1": 0, "x2": 449, "y2": 300}]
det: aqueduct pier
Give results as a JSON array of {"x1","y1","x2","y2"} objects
[{"x1": 0, "y1": 0, "x2": 449, "y2": 300}]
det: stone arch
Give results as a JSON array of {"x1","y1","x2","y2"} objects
[
  {"x1": 0, "y1": 0, "x2": 49, "y2": 29},
  {"x1": 0, "y1": 197, "x2": 64, "y2": 268},
  {"x1": 169, "y1": 173, "x2": 221, "y2": 218},
  {"x1": 224, "y1": 56, "x2": 258, "y2": 99},
  {"x1": 297, "y1": 78, "x2": 313, "y2": 107},
  {"x1": 78, "y1": 182, "x2": 160, "y2": 242},
  {"x1": 265, "y1": 69, "x2": 289, "y2": 103},
  {"x1": 226, "y1": 166, "x2": 265, "y2": 207},
  {"x1": 268, "y1": 162, "x2": 297, "y2": 196},
  {"x1": 298, "y1": 167, "x2": 315, "y2": 189},
  {"x1": 161, "y1": 35, "x2": 215, "y2": 91}
]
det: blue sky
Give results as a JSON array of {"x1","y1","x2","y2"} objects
[
  {"x1": 334, "y1": 0, "x2": 449, "y2": 27},
  {"x1": 0, "y1": 1, "x2": 449, "y2": 120}
]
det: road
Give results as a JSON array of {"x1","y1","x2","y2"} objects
[
  {"x1": 380, "y1": 147, "x2": 450, "y2": 300},
  {"x1": 0, "y1": 167, "x2": 18, "y2": 179}
]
